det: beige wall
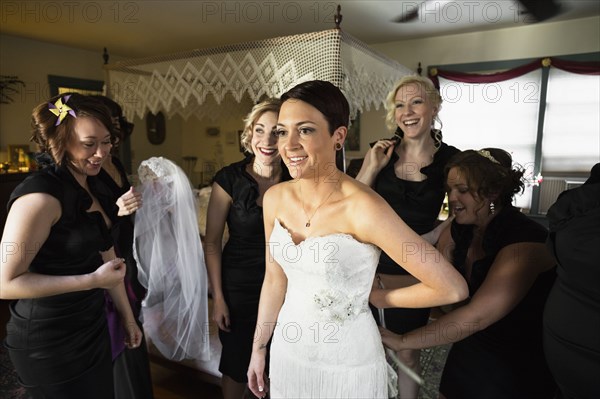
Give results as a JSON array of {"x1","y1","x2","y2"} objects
[
  {"x1": 0, "y1": 34, "x2": 107, "y2": 162},
  {"x1": 354, "y1": 15, "x2": 600, "y2": 157},
  {"x1": 2, "y1": 15, "x2": 599, "y2": 171},
  {"x1": 0, "y1": 34, "x2": 184, "y2": 172},
  {"x1": 373, "y1": 15, "x2": 600, "y2": 72},
  {"x1": 0, "y1": 33, "x2": 248, "y2": 175}
]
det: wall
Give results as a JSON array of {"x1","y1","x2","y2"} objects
[
  {"x1": 127, "y1": 114, "x2": 183, "y2": 178},
  {"x1": 374, "y1": 15, "x2": 600, "y2": 73},
  {"x1": 0, "y1": 34, "x2": 106, "y2": 161},
  {"x1": 0, "y1": 34, "x2": 184, "y2": 172},
  {"x1": 2, "y1": 15, "x2": 599, "y2": 171},
  {"x1": 355, "y1": 15, "x2": 600, "y2": 155},
  {"x1": 0, "y1": 33, "x2": 247, "y2": 176}
]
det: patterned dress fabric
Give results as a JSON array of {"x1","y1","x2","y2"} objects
[{"x1": 268, "y1": 219, "x2": 387, "y2": 399}]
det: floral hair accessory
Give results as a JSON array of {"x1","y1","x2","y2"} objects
[
  {"x1": 48, "y1": 95, "x2": 76, "y2": 126},
  {"x1": 478, "y1": 149, "x2": 500, "y2": 164}
]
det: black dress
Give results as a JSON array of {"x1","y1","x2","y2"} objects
[
  {"x1": 543, "y1": 173, "x2": 600, "y2": 399},
  {"x1": 4, "y1": 165, "x2": 114, "y2": 399},
  {"x1": 439, "y1": 206, "x2": 557, "y2": 399},
  {"x1": 372, "y1": 141, "x2": 460, "y2": 333},
  {"x1": 96, "y1": 156, "x2": 154, "y2": 399},
  {"x1": 213, "y1": 157, "x2": 290, "y2": 382}
]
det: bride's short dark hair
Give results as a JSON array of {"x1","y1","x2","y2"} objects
[{"x1": 281, "y1": 80, "x2": 349, "y2": 135}]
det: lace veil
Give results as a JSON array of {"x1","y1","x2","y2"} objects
[{"x1": 133, "y1": 156, "x2": 209, "y2": 361}]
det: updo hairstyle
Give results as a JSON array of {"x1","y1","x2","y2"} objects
[
  {"x1": 445, "y1": 148, "x2": 525, "y2": 207},
  {"x1": 31, "y1": 93, "x2": 113, "y2": 166}
]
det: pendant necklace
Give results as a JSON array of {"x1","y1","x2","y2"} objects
[{"x1": 299, "y1": 180, "x2": 339, "y2": 228}]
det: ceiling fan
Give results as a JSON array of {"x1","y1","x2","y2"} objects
[{"x1": 393, "y1": 0, "x2": 563, "y2": 23}]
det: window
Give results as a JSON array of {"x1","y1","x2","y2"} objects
[
  {"x1": 439, "y1": 70, "x2": 542, "y2": 210},
  {"x1": 542, "y1": 69, "x2": 600, "y2": 172},
  {"x1": 431, "y1": 53, "x2": 599, "y2": 214}
]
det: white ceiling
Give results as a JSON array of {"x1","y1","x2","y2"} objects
[{"x1": 1, "y1": 0, "x2": 599, "y2": 59}]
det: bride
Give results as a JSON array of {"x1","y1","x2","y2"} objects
[{"x1": 246, "y1": 80, "x2": 468, "y2": 399}]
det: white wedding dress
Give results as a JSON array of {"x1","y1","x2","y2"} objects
[{"x1": 268, "y1": 219, "x2": 388, "y2": 399}]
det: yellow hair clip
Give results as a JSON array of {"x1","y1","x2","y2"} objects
[{"x1": 48, "y1": 95, "x2": 76, "y2": 126}]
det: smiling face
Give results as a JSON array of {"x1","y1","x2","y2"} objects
[
  {"x1": 250, "y1": 111, "x2": 280, "y2": 167},
  {"x1": 394, "y1": 83, "x2": 438, "y2": 139},
  {"x1": 66, "y1": 116, "x2": 112, "y2": 176},
  {"x1": 276, "y1": 99, "x2": 345, "y2": 180},
  {"x1": 446, "y1": 166, "x2": 492, "y2": 226}
]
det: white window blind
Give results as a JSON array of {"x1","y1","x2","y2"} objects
[
  {"x1": 438, "y1": 70, "x2": 542, "y2": 210},
  {"x1": 542, "y1": 69, "x2": 600, "y2": 172}
]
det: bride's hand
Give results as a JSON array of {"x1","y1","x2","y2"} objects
[{"x1": 247, "y1": 352, "x2": 268, "y2": 398}]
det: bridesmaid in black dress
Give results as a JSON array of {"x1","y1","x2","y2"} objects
[
  {"x1": 0, "y1": 93, "x2": 142, "y2": 399},
  {"x1": 543, "y1": 163, "x2": 600, "y2": 399},
  {"x1": 356, "y1": 75, "x2": 459, "y2": 399},
  {"x1": 381, "y1": 148, "x2": 557, "y2": 399},
  {"x1": 204, "y1": 98, "x2": 290, "y2": 399},
  {"x1": 93, "y1": 95, "x2": 154, "y2": 399}
]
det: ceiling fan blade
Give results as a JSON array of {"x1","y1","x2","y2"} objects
[
  {"x1": 518, "y1": 0, "x2": 562, "y2": 22},
  {"x1": 392, "y1": 1, "x2": 425, "y2": 23},
  {"x1": 393, "y1": 8, "x2": 419, "y2": 23}
]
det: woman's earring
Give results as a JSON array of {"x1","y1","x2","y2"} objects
[
  {"x1": 489, "y1": 201, "x2": 495, "y2": 215},
  {"x1": 335, "y1": 142, "x2": 342, "y2": 151}
]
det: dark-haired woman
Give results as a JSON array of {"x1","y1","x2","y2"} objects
[
  {"x1": 0, "y1": 93, "x2": 142, "y2": 398},
  {"x1": 543, "y1": 163, "x2": 600, "y2": 399},
  {"x1": 355, "y1": 74, "x2": 459, "y2": 399},
  {"x1": 246, "y1": 80, "x2": 467, "y2": 398},
  {"x1": 381, "y1": 148, "x2": 557, "y2": 399},
  {"x1": 92, "y1": 95, "x2": 154, "y2": 399}
]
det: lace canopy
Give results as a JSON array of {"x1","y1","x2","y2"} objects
[{"x1": 104, "y1": 29, "x2": 412, "y2": 121}]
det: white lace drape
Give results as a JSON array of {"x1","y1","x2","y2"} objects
[{"x1": 105, "y1": 29, "x2": 412, "y2": 121}]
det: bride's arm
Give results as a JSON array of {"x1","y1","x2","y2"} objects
[{"x1": 355, "y1": 191, "x2": 467, "y2": 309}]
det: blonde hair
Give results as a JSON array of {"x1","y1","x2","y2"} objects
[
  {"x1": 240, "y1": 98, "x2": 281, "y2": 154},
  {"x1": 384, "y1": 75, "x2": 442, "y2": 131}
]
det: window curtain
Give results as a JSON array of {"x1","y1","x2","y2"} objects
[{"x1": 429, "y1": 57, "x2": 600, "y2": 88}]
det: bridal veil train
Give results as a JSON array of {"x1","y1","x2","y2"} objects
[{"x1": 133, "y1": 156, "x2": 210, "y2": 361}]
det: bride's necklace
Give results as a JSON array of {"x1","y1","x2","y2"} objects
[{"x1": 299, "y1": 181, "x2": 339, "y2": 228}]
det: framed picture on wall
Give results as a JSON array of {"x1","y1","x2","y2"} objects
[{"x1": 7, "y1": 144, "x2": 30, "y2": 171}]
